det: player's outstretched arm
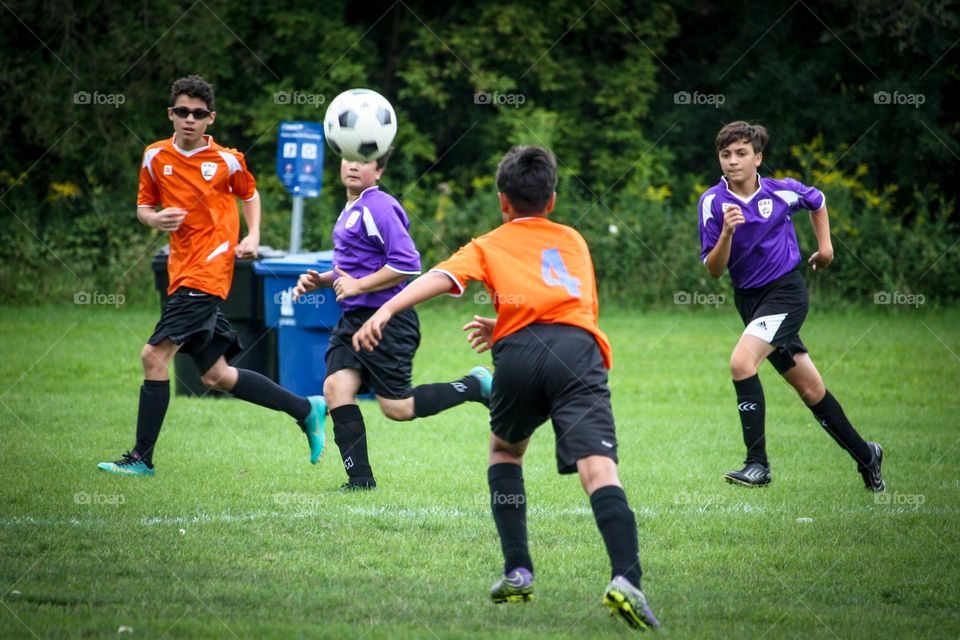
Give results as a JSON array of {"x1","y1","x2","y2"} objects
[
  {"x1": 353, "y1": 272, "x2": 455, "y2": 352},
  {"x1": 332, "y1": 265, "x2": 408, "y2": 302},
  {"x1": 807, "y1": 206, "x2": 834, "y2": 271},
  {"x1": 292, "y1": 269, "x2": 334, "y2": 297}
]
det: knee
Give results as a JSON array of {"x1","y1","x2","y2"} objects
[
  {"x1": 141, "y1": 344, "x2": 167, "y2": 376},
  {"x1": 200, "y1": 369, "x2": 223, "y2": 389},
  {"x1": 381, "y1": 399, "x2": 414, "y2": 421},
  {"x1": 730, "y1": 353, "x2": 758, "y2": 380},
  {"x1": 323, "y1": 377, "x2": 352, "y2": 407}
]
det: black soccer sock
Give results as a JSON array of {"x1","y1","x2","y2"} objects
[
  {"x1": 808, "y1": 389, "x2": 873, "y2": 466},
  {"x1": 134, "y1": 379, "x2": 170, "y2": 467},
  {"x1": 590, "y1": 485, "x2": 643, "y2": 588},
  {"x1": 733, "y1": 374, "x2": 767, "y2": 465},
  {"x1": 412, "y1": 375, "x2": 482, "y2": 418},
  {"x1": 230, "y1": 369, "x2": 311, "y2": 421},
  {"x1": 488, "y1": 463, "x2": 533, "y2": 574},
  {"x1": 331, "y1": 404, "x2": 374, "y2": 481}
]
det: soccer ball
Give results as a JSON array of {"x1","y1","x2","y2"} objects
[{"x1": 323, "y1": 88, "x2": 397, "y2": 162}]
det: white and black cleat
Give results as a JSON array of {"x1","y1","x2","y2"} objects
[
  {"x1": 858, "y1": 441, "x2": 885, "y2": 492},
  {"x1": 724, "y1": 461, "x2": 772, "y2": 487}
]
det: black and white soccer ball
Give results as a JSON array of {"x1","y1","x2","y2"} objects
[{"x1": 323, "y1": 88, "x2": 397, "y2": 162}]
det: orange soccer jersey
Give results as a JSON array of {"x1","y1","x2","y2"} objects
[
  {"x1": 432, "y1": 216, "x2": 613, "y2": 368},
  {"x1": 137, "y1": 135, "x2": 257, "y2": 299}
]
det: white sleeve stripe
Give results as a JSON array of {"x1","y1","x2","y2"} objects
[
  {"x1": 362, "y1": 206, "x2": 384, "y2": 243},
  {"x1": 385, "y1": 264, "x2": 421, "y2": 275},
  {"x1": 142, "y1": 147, "x2": 163, "y2": 182},
  {"x1": 701, "y1": 193, "x2": 717, "y2": 225},
  {"x1": 242, "y1": 190, "x2": 259, "y2": 202},
  {"x1": 217, "y1": 150, "x2": 242, "y2": 174},
  {"x1": 429, "y1": 269, "x2": 465, "y2": 297}
]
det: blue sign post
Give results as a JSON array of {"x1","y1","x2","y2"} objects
[{"x1": 276, "y1": 121, "x2": 325, "y2": 253}]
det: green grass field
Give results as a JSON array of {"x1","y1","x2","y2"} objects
[{"x1": 1, "y1": 303, "x2": 958, "y2": 639}]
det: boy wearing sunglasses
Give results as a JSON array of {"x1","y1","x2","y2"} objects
[{"x1": 98, "y1": 75, "x2": 326, "y2": 476}]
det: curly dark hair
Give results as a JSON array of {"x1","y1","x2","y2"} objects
[{"x1": 169, "y1": 75, "x2": 215, "y2": 110}]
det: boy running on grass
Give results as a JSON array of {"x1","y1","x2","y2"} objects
[
  {"x1": 698, "y1": 121, "x2": 884, "y2": 491},
  {"x1": 353, "y1": 146, "x2": 660, "y2": 631},
  {"x1": 98, "y1": 75, "x2": 326, "y2": 476},
  {"x1": 292, "y1": 150, "x2": 491, "y2": 491}
]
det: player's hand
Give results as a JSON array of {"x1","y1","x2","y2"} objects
[
  {"x1": 235, "y1": 234, "x2": 259, "y2": 259},
  {"x1": 721, "y1": 205, "x2": 745, "y2": 237},
  {"x1": 353, "y1": 308, "x2": 394, "y2": 352},
  {"x1": 333, "y1": 266, "x2": 363, "y2": 302},
  {"x1": 808, "y1": 245, "x2": 834, "y2": 271},
  {"x1": 153, "y1": 207, "x2": 187, "y2": 232},
  {"x1": 293, "y1": 269, "x2": 323, "y2": 297},
  {"x1": 463, "y1": 315, "x2": 496, "y2": 354}
]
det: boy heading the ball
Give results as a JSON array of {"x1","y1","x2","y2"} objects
[
  {"x1": 353, "y1": 146, "x2": 660, "y2": 631},
  {"x1": 292, "y1": 151, "x2": 491, "y2": 491},
  {"x1": 98, "y1": 75, "x2": 326, "y2": 476},
  {"x1": 698, "y1": 121, "x2": 884, "y2": 491}
]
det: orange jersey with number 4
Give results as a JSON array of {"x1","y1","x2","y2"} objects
[
  {"x1": 138, "y1": 135, "x2": 257, "y2": 299},
  {"x1": 432, "y1": 216, "x2": 613, "y2": 368}
]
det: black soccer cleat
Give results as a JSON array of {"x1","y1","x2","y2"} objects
[
  {"x1": 339, "y1": 478, "x2": 377, "y2": 492},
  {"x1": 724, "y1": 461, "x2": 772, "y2": 487},
  {"x1": 858, "y1": 441, "x2": 885, "y2": 492}
]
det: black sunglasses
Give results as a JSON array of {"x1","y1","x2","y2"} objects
[{"x1": 171, "y1": 106, "x2": 212, "y2": 119}]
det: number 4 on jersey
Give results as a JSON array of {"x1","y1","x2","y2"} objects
[{"x1": 541, "y1": 248, "x2": 581, "y2": 297}]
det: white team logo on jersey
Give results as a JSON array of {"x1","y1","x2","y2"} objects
[
  {"x1": 163, "y1": 165, "x2": 173, "y2": 175},
  {"x1": 758, "y1": 198, "x2": 773, "y2": 218},
  {"x1": 345, "y1": 209, "x2": 361, "y2": 229},
  {"x1": 200, "y1": 162, "x2": 218, "y2": 181},
  {"x1": 722, "y1": 202, "x2": 735, "y2": 213}
]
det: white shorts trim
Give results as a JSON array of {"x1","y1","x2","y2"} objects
[{"x1": 742, "y1": 313, "x2": 787, "y2": 343}]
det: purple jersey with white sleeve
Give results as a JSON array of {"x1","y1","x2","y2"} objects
[
  {"x1": 332, "y1": 186, "x2": 421, "y2": 311},
  {"x1": 698, "y1": 176, "x2": 825, "y2": 289}
]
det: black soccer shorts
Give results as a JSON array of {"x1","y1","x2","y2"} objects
[
  {"x1": 148, "y1": 287, "x2": 242, "y2": 374},
  {"x1": 733, "y1": 269, "x2": 810, "y2": 373},
  {"x1": 489, "y1": 323, "x2": 619, "y2": 474},
  {"x1": 325, "y1": 307, "x2": 420, "y2": 400}
]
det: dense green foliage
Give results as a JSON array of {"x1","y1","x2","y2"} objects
[{"x1": 1, "y1": 1, "x2": 956, "y2": 305}]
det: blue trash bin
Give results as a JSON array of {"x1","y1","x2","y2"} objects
[{"x1": 254, "y1": 251, "x2": 340, "y2": 397}]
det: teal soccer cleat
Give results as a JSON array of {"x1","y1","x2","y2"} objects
[
  {"x1": 469, "y1": 366, "x2": 493, "y2": 405},
  {"x1": 300, "y1": 395, "x2": 327, "y2": 464},
  {"x1": 97, "y1": 451, "x2": 155, "y2": 477}
]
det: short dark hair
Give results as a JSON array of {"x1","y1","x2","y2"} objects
[
  {"x1": 716, "y1": 121, "x2": 768, "y2": 153},
  {"x1": 495, "y1": 145, "x2": 557, "y2": 214},
  {"x1": 375, "y1": 146, "x2": 394, "y2": 170},
  {"x1": 169, "y1": 75, "x2": 215, "y2": 110}
]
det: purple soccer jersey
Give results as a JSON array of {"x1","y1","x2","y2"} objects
[
  {"x1": 332, "y1": 186, "x2": 421, "y2": 311},
  {"x1": 698, "y1": 176, "x2": 825, "y2": 289}
]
